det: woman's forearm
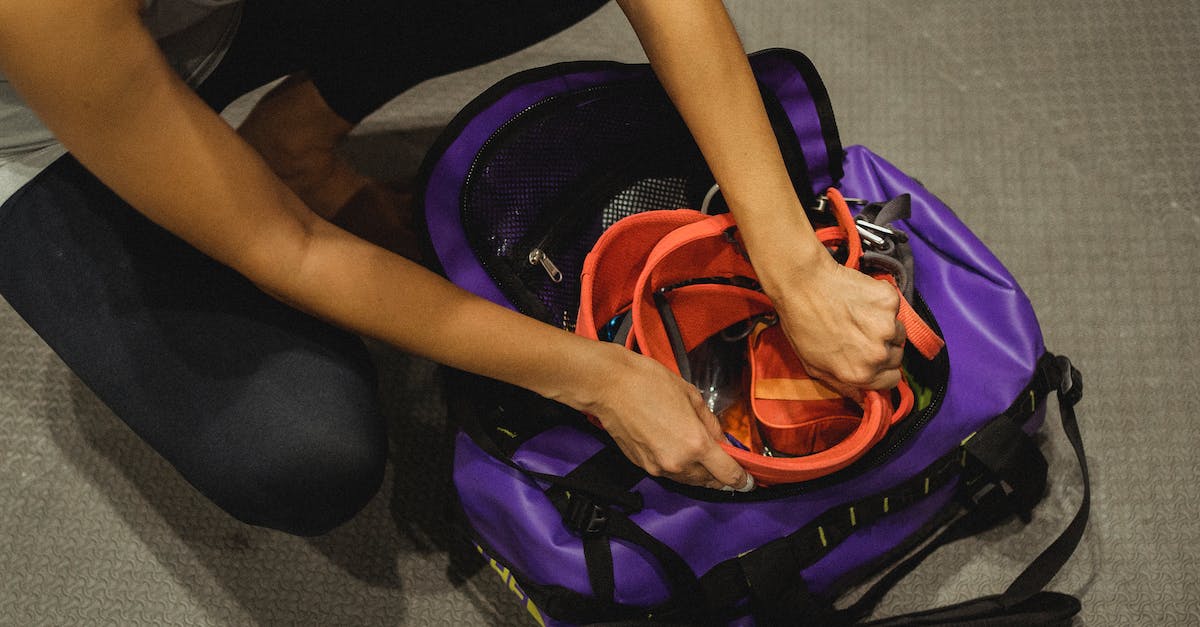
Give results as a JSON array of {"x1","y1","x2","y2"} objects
[
  {"x1": 616, "y1": 1, "x2": 906, "y2": 392},
  {"x1": 270, "y1": 219, "x2": 626, "y2": 409},
  {"x1": 615, "y1": 0, "x2": 829, "y2": 292},
  {"x1": 0, "y1": 0, "x2": 615, "y2": 412}
]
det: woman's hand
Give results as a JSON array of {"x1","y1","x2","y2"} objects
[
  {"x1": 573, "y1": 343, "x2": 754, "y2": 491},
  {"x1": 767, "y1": 254, "x2": 906, "y2": 396},
  {"x1": 616, "y1": 0, "x2": 906, "y2": 396}
]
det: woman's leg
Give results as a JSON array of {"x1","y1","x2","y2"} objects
[
  {"x1": 304, "y1": 0, "x2": 613, "y2": 125},
  {"x1": 198, "y1": 0, "x2": 610, "y2": 254},
  {"x1": 0, "y1": 156, "x2": 387, "y2": 536},
  {"x1": 0, "y1": 0, "x2": 610, "y2": 534}
]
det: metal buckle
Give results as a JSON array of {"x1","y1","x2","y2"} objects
[{"x1": 812, "y1": 194, "x2": 869, "y2": 213}]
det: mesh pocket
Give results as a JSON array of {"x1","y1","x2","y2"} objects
[{"x1": 461, "y1": 81, "x2": 715, "y2": 328}]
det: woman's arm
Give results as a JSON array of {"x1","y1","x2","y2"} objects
[
  {"x1": 0, "y1": 0, "x2": 751, "y2": 490},
  {"x1": 617, "y1": 0, "x2": 906, "y2": 393}
]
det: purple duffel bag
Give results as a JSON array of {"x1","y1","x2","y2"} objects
[{"x1": 416, "y1": 49, "x2": 1088, "y2": 626}]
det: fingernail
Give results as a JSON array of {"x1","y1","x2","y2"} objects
[{"x1": 736, "y1": 474, "x2": 756, "y2": 492}]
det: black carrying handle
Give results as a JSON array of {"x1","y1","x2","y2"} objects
[{"x1": 847, "y1": 355, "x2": 1088, "y2": 626}]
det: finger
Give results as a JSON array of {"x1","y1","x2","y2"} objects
[
  {"x1": 866, "y1": 367, "x2": 903, "y2": 391},
  {"x1": 889, "y1": 318, "x2": 907, "y2": 346},
  {"x1": 884, "y1": 342, "x2": 904, "y2": 371},
  {"x1": 697, "y1": 440, "x2": 753, "y2": 491},
  {"x1": 687, "y1": 389, "x2": 755, "y2": 491},
  {"x1": 664, "y1": 464, "x2": 724, "y2": 490},
  {"x1": 807, "y1": 365, "x2": 865, "y2": 403}
]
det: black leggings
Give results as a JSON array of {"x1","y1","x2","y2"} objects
[
  {"x1": 0, "y1": 0, "x2": 607, "y2": 536},
  {"x1": 200, "y1": 0, "x2": 611, "y2": 121}
]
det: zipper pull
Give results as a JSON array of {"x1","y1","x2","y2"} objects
[{"x1": 528, "y1": 248, "x2": 563, "y2": 283}]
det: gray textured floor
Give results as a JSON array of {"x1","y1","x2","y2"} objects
[{"x1": 2, "y1": 2, "x2": 1198, "y2": 625}]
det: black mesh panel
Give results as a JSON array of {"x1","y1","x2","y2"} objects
[{"x1": 461, "y1": 81, "x2": 715, "y2": 328}]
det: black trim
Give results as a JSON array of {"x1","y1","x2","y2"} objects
[
  {"x1": 445, "y1": 368, "x2": 583, "y2": 456},
  {"x1": 759, "y1": 47, "x2": 846, "y2": 188},
  {"x1": 757, "y1": 81, "x2": 818, "y2": 209}
]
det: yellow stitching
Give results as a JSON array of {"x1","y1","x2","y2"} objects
[
  {"x1": 960, "y1": 432, "x2": 976, "y2": 446},
  {"x1": 818, "y1": 526, "x2": 828, "y2": 547},
  {"x1": 1029, "y1": 390, "x2": 1037, "y2": 412},
  {"x1": 924, "y1": 477, "x2": 930, "y2": 495},
  {"x1": 883, "y1": 497, "x2": 890, "y2": 513},
  {"x1": 850, "y1": 507, "x2": 857, "y2": 527},
  {"x1": 961, "y1": 448, "x2": 968, "y2": 467}
]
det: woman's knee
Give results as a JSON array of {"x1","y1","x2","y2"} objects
[{"x1": 202, "y1": 406, "x2": 389, "y2": 536}]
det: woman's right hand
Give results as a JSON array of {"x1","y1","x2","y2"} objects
[
  {"x1": 766, "y1": 254, "x2": 907, "y2": 398},
  {"x1": 575, "y1": 342, "x2": 754, "y2": 492}
]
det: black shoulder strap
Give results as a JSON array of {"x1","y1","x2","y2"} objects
[{"x1": 848, "y1": 354, "x2": 1088, "y2": 626}]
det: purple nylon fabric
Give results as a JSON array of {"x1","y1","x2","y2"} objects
[
  {"x1": 841, "y1": 145, "x2": 1047, "y2": 444},
  {"x1": 454, "y1": 148, "x2": 1047, "y2": 615},
  {"x1": 602, "y1": 147, "x2": 1044, "y2": 586},
  {"x1": 455, "y1": 432, "x2": 595, "y2": 595},
  {"x1": 512, "y1": 425, "x2": 605, "y2": 477},
  {"x1": 749, "y1": 54, "x2": 834, "y2": 193},
  {"x1": 444, "y1": 54, "x2": 1049, "y2": 623},
  {"x1": 424, "y1": 66, "x2": 643, "y2": 309}
]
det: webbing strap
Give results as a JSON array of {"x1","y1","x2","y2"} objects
[
  {"x1": 698, "y1": 448, "x2": 968, "y2": 612},
  {"x1": 824, "y1": 188, "x2": 943, "y2": 360},
  {"x1": 850, "y1": 355, "x2": 1088, "y2": 626},
  {"x1": 546, "y1": 445, "x2": 644, "y2": 603},
  {"x1": 962, "y1": 414, "x2": 1047, "y2": 523},
  {"x1": 544, "y1": 444, "x2": 709, "y2": 622}
]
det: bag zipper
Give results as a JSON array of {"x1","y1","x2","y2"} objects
[
  {"x1": 517, "y1": 145, "x2": 697, "y2": 284},
  {"x1": 475, "y1": 83, "x2": 819, "y2": 285},
  {"x1": 527, "y1": 247, "x2": 563, "y2": 283},
  {"x1": 462, "y1": 80, "x2": 652, "y2": 284}
]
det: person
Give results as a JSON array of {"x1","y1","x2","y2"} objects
[{"x1": 0, "y1": 0, "x2": 905, "y2": 536}]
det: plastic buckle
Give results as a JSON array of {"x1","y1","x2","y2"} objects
[
  {"x1": 563, "y1": 492, "x2": 609, "y2": 536},
  {"x1": 962, "y1": 471, "x2": 1031, "y2": 525},
  {"x1": 959, "y1": 418, "x2": 1047, "y2": 525},
  {"x1": 1054, "y1": 355, "x2": 1084, "y2": 407}
]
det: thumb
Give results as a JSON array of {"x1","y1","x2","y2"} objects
[{"x1": 689, "y1": 393, "x2": 754, "y2": 491}]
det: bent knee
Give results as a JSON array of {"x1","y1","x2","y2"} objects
[{"x1": 209, "y1": 419, "x2": 388, "y2": 536}]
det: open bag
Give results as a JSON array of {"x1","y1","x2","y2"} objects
[
  {"x1": 417, "y1": 49, "x2": 1089, "y2": 626},
  {"x1": 575, "y1": 187, "x2": 947, "y2": 486}
]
